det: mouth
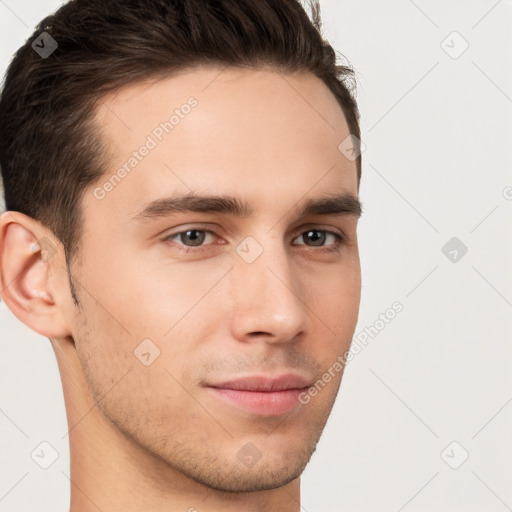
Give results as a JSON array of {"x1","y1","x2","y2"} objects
[{"x1": 205, "y1": 374, "x2": 311, "y2": 416}]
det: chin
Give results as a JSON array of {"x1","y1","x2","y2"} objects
[
  {"x1": 178, "y1": 441, "x2": 317, "y2": 494},
  {"x1": 196, "y1": 462, "x2": 305, "y2": 493}
]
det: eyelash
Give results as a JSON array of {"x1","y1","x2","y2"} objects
[{"x1": 161, "y1": 228, "x2": 345, "y2": 255}]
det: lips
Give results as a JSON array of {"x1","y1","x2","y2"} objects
[{"x1": 205, "y1": 373, "x2": 312, "y2": 416}]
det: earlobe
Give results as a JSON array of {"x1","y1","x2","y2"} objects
[{"x1": 0, "y1": 211, "x2": 71, "y2": 338}]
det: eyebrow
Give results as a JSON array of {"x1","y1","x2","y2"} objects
[{"x1": 132, "y1": 191, "x2": 362, "y2": 222}]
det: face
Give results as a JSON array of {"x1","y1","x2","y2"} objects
[{"x1": 69, "y1": 65, "x2": 361, "y2": 492}]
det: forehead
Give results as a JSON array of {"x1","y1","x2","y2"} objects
[{"x1": 88, "y1": 66, "x2": 357, "y2": 223}]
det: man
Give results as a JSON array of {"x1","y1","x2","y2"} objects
[{"x1": 0, "y1": 0, "x2": 364, "y2": 510}]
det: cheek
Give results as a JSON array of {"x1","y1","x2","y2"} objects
[
  {"x1": 72, "y1": 296, "x2": 196, "y2": 427},
  {"x1": 307, "y1": 260, "x2": 361, "y2": 339},
  {"x1": 101, "y1": 254, "x2": 233, "y2": 341},
  {"x1": 72, "y1": 300, "x2": 133, "y2": 394}
]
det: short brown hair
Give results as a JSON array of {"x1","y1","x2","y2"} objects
[{"x1": 0, "y1": 0, "x2": 361, "y2": 267}]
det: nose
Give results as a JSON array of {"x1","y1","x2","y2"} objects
[{"x1": 228, "y1": 237, "x2": 308, "y2": 345}]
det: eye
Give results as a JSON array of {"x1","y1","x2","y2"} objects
[
  {"x1": 292, "y1": 229, "x2": 344, "y2": 253},
  {"x1": 163, "y1": 229, "x2": 218, "y2": 252},
  {"x1": 162, "y1": 227, "x2": 345, "y2": 255}
]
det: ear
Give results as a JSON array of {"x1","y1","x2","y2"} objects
[{"x1": 0, "y1": 211, "x2": 72, "y2": 338}]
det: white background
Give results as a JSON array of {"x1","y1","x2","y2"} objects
[{"x1": 1, "y1": 1, "x2": 511, "y2": 511}]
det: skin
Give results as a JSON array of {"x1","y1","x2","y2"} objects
[{"x1": 0, "y1": 65, "x2": 361, "y2": 512}]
